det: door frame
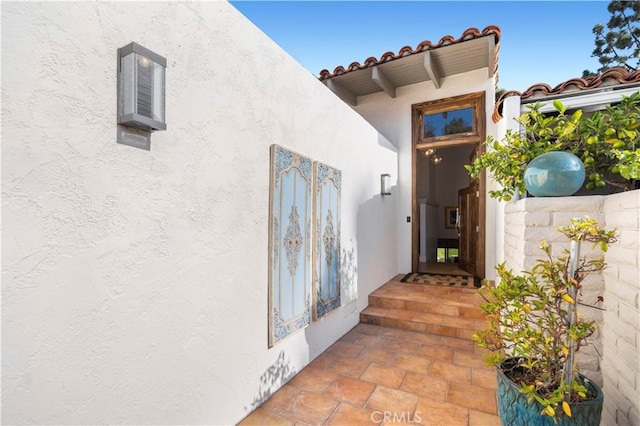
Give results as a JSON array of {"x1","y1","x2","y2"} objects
[{"x1": 411, "y1": 92, "x2": 486, "y2": 277}]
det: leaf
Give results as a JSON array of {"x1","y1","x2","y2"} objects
[
  {"x1": 561, "y1": 346, "x2": 569, "y2": 356},
  {"x1": 562, "y1": 401, "x2": 572, "y2": 417},
  {"x1": 544, "y1": 405, "x2": 556, "y2": 417},
  {"x1": 562, "y1": 294, "x2": 575, "y2": 304},
  {"x1": 553, "y1": 99, "x2": 566, "y2": 113}
]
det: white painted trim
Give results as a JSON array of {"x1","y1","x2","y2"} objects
[{"x1": 522, "y1": 86, "x2": 640, "y2": 113}]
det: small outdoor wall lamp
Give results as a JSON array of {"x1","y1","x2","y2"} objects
[
  {"x1": 117, "y1": 42, "x2": 166, "y2": 131},
  {"x1": 381, "y1": 173, "x2": 391, "y2": 196}
]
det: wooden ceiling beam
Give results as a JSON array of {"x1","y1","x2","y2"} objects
[
  {"x1": 371, "y1": 66, "x2": 396, "y2": 98},
  {"x1": 423, "y1": 51, "x2": 441, "y2": 89},
  {"x1": 326, "y1": 79, "x2": 357, "y2": 106}
]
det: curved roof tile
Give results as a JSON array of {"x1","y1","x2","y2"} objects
[
  {"x1": 318, "y1": 25, "x2": 501, "y2": 81},
  {"x1": 492, "y1": 67, "x2": 640, "y2": 123}
]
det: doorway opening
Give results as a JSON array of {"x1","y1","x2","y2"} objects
[{"x1": 411, "y1": 92, "x2": 486, "y2": 278}]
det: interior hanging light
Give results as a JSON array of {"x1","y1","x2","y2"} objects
[
  {"x1": 431, "y1": 154, "x2": 443, "y2": 165},
  {"x1": 423, "y1": 148, "x2": 436, "y2": 157}
]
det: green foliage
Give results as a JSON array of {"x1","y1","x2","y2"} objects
[
  {"x1": 473, "y1": 217, "x2": 617, "y2": 420},
  {"x1": 466, "y1": 93, "x2": 640, "y2": 201},
  {"x1": 590, "y1": 1, "x2": 640, "y2": 74}
]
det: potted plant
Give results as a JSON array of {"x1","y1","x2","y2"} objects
[
  {"x1": 466, "y1": 92, "x2": 640, "y2": 201},
  {"x1": 473, "y1": 217, "x2": 617, "y2": 425}
]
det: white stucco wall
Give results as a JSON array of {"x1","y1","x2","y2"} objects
[
  {"x1": 1, "y1": 2, "x2": 398, "y2": 424},
  {"x1": 353, "y1": 71, "x2": 497, "y2": 275}
]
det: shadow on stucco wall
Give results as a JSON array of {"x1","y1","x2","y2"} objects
[
  {"x1": 340, "y1": 246, "x2": 358, "y2": 310},
  {"x1": 356, "y1": 187, "x2": 398, "y2": 296},
  {"x1": 244, "y1": 351, "x2": 296, "y2": 412}
]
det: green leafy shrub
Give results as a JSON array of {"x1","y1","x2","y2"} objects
[
  {"x1": 466, "y1": 93, "x2": 640, "y2": 201},
  {"x1": 473, "y1": 217, "x2": 617, "y2": 420}
]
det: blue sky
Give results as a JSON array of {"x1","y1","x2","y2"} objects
[{"x1": 230, "y1": 1, "x2": 608, "y2": 92}]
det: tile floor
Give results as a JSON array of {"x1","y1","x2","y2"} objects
[{"x1": 239, "y1": 323, "x2": 500, "y2": 425}]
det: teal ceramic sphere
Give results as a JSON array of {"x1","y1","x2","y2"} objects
[{"x1": 524, "y1": 152, "x2": 585, "y2": 197}]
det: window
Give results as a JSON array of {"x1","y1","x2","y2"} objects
[
  {"x1": 414, "y1": 92, "x2": 485, "y2": 148},
  {"x1": 423, "y1": 107, "x2": 474, "y2": 138}
]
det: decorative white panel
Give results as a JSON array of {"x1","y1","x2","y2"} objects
[
  {"x1": 268, "y1": 145, "x2": 312, "y2": 347},
  {"x1": 312, "y1": 161, "x2": 341, "y2": 319}
]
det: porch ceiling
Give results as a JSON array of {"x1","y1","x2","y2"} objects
[{"x1": 318, "y1": 26, "x2": 500, "y2": 106}]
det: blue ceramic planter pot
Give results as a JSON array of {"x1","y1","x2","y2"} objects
[
  {"x1": 497, "y1": 359, "x2": 603, "y2": 426},
  {"x1": 524, "y1": 152, "x2": 585, "y2": 197}
]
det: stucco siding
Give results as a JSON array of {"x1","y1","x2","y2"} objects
[{"x1": 2, "y1": 2, "x2": 398, "y2": 424}]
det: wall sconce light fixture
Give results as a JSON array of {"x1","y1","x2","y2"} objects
[
  {"x1": 381, "y1": 173, "x2": 391, "y2": 196},
  {"x1": 117, "y1": 42, "x2": 166, "y2": 131}
]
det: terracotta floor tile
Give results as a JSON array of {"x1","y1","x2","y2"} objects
[
  {"x1": 354, "y1": 334, "x2": 386, "y2": 348},
  {"x1": 472, "y1": 367, "x2": 498, "y2": 390},
  {"x1": 428, "y1": 361, "x2": 471, "y2": 384},
  {"x1": 280, "y1": 390, "x2": 339, "y2": 425},
  {"x1": 288, "y1": 367, "x2": 337, "y2": 393},
  {"x1": 406, "y1": 332, "x2": 441, "y2": 346},
  {"x1": 446, "y1": 381, "x2": 497, "y2": 415},
  {"x1": 243, "y1": 276, "x2": 500, "y2": 425},
  {"x1": 438, "y1": 336, "x2": 474, "y2": 351},
  {"x1": 399, "y1": 372, "x2": 447, "y2": 401},
  {"x1": 415, "y1": 399, "x2": 469, "y2": 426},
  {"x1": 357, "y1": 347, "x2": 397, "y2": 366},
  {"x1": 385, "y1": 339, "x2": 422, "y2": 355},
  {"x1": 238, "y1": 407, "x2": 295, "y2": 425},
  {"x1": 326, "y1": 341, "x2": 365, "y2": 358},
  {"x1": 418, "y1": 344, "x2": 454, "y2": 362},
  {"x1": 375, "y1": 297, "x2": 406, "y2": 310},
  {"x1": 353, "y1": 323, "x2": 383, "y2": 335},
  {"x1": 338, "y1": 331, "x2": 362, "y2": 344},
  {"x1": 366, "y1": 385, "x2": 419, "y2": 414},
  {"x1": 323, "y1": 376, "x2": 376, "y2": 406},
  {"x1": 453, "y1": 349, "x2": 492, "y2": 369},
  {"x1": 459, "y1": 306, "x2": 486, "y2": 319},
  {"x1": 380, "y1": 328, "x2": 420, "y2": 341},
  {"x1": 331, "y1": 356, "x2": 370, "y2": 378},
  {"x1": 469, "y1": 409, "x2": 501, "y2": 425},
  {"x1": 361, "y1": 363, "x2": 406, "y2": 389},
  {"x1": 261, "y1": 384, "x2": 301, "y2": 413},
  {"x1": 327, "y1": 402, "x2": 379, "y2": 425},
  {"x1": 309, "y1": 353, "x2": 338, "y2": 370},
  {"x1": 423, "y1": 323, "x2": 457, "y2": 338},
  {"x1": 405, "y1": 300, "x2": 459, "y2": 316},
  {"x1": 392, "y1": 354, "x2": 431, "y2": 374}
]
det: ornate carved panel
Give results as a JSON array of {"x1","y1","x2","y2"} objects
[
  {"x1": 268, "y1": 145, "x2": 312, "y2": 347},
  {"x1": 312, "y1": 161, "x2": 341, "y2": 319}
]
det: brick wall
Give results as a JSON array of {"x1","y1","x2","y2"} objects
[
  {"x1": 602, "y1": 191, "x2": 640, "y2": 426},
  {"x1": 504, "y1": 196, "x2": 607, "y2": 386},
  {"x1": 504, "y1": 192, "x2": 640, "y2": 425}
]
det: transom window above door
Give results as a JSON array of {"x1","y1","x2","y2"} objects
[{"x1": 415, "y1": 92, "x2": 485, "y2": 148}]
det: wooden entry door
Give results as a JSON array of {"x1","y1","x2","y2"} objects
[{"x1": 458, "y1": 182, "x2": 479, "y2": 276}]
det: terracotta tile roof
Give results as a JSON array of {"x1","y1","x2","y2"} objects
[
  {"x1": 318, "y1": 25, "x2": 501, "y2": 81},
  {"x1": 492, "y1": 67, "x2": 640, "y2": 123}
]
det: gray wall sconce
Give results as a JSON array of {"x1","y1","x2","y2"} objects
[
  {"x1": 117, "y1": 42, "x2": 166, "y2": 150},
  {"x1": 381, "y1": 173, "x2": 391, "y2": 196}
]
